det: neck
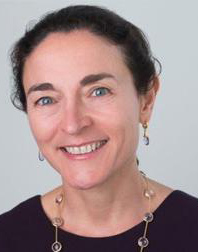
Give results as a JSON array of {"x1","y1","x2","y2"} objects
[{"x1": 59, "y1": 163, "x2": 149, "y2": 237}]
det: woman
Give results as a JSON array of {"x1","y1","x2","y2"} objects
[{"x1": 0, "y1": 5, "x2": 198, "y2": 252}]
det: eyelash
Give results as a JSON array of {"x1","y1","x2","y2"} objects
[
  {"x1": 91, "y1": 87, "x2": 111, "y2": 97},
  {"x1": 35, "y1": 96, "x2": 54, "y2": 106},
  {"x1": 34, "y1": 87, "x2": 111, "y2": 106}
]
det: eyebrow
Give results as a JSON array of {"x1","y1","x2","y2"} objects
[
  {"x1": 80, "y1": 73, "x2": 115, "y2": 85},
  {"x1": 27, "y1": 72, "x2": 116, "y2": 96},
  {"x1": 27, "y1": 82, "x2": 55, "y2": 96}
]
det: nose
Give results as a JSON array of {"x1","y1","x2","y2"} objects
[{"x1": 60, "y1": 100, "x2": 93, "y2": 135}]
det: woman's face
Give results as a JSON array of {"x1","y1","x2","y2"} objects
[{"x1": 23, "y1": 30, "x2": 156, "y2": 190}]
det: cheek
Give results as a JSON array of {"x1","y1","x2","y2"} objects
[
  {"x1": 97, "y1": 100, "x2": 140, "y2": 156},
  {"x1": 27, "y1": 112, "x2": 59, "y2": 145},
  {"x1": 112, "y1": 99, "x2": 140, "y2": 153},
  {"x1": 105, "y1": 96, "x2": 139, "y2": 135}
]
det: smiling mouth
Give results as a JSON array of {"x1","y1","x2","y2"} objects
[{"x1": 60, "y1": 140, "x2": 108, "y2": 155}]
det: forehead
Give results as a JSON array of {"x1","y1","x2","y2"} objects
[{"x1": 23, "y1": 30, "x2": 132, "y2": 88}]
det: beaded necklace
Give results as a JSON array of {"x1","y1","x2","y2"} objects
[{"x1": 51, "y1": 171, "x2": 155, "y2": 252}]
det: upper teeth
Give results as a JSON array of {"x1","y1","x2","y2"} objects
[{"x1": 63, "y1": 140, "x2": 106, "y2": 155}]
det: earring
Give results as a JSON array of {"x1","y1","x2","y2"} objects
[
  {"x1": 136, "y1": 157, "x2": 139, "y2": 166},
  {"x1": 142, "y1": 122, "x2": 149, "y2": 145},
  {"x1": 38, "y1": 151, "x2": 45, "y2": 161}
]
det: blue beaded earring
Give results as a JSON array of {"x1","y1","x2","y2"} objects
[
  {"x1": 142, "y1": 122, "x2": 149, "y2": 145},
  {"x1": 38, "y1": 151, "x2": 45, "y2": 161}
]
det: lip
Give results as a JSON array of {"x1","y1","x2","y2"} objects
[{"x1": 60, "y1": 139, "x2": 108, "y2": 160}]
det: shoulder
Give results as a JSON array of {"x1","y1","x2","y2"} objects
[
  {"x1": 165, "y1": 189, "x2": 198, "y2": 212},
  {"x1": 0, "y1": 195, "x2": 41, "y2": 226},
  {"x1": 156, "y1": 190, "x2": 198, "y2": 230},
  {"x1": 0, "y1": 195, "x2": 41, "y2": 249},
  {"x1": 149, "y1": 190, "x2": 198, "y2": 250},
  {"x1": 150, "y1": 178, "x2": 198, "y2": 216}
]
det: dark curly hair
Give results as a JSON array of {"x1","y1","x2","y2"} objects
[{"x1": 10, "y1": 5, "x2": 161, "y2": 112}]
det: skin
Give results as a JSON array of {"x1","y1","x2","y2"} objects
[{"x1": 23, "y1": 30, "x2": 173, "y2": 237}]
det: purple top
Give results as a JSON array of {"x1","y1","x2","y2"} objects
[{"x1": 0, "y1": 190, "x2": 198, "y2": 251}]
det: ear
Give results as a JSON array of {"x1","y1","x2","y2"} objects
[{"x1": 139, "y1": 77, "x2": 160, "y2": 124}]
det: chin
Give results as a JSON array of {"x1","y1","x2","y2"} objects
[{"x1": 63, "y1": 173, "x2": 108, "y2": 191}]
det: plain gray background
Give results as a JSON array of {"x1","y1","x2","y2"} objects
[{"x1": 0, "y1": 0, "x2": 198, "y2": 214}]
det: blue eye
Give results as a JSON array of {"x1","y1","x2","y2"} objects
[
  {"x1": 36, "y1": 97, "x2": 53, "y2": 106},
  {"x1": 92, "y1": 87, "x2": 110, "y2": 97}
]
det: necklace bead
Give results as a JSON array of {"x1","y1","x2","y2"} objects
[
  {"x1": 55, "y1": 194, "x2": 63, "y2": 204},
  {"x1": 144, "y1": 188, "x2": 155, "y2": 198},
  {"x1": 52, "y1": 241, "x2": 62, "y2": 252},
  {"x1": 143, "y1": 212, "x2": 154, "y2": 223},
  {"x1": 138, "y1": 237, "x2": 149, "y2": 248},
  {"x1": 52, "y1": 217, "x2": 64, "y2": 227}
]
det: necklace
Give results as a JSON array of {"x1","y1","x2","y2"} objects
[{"x1": 51, "y1": 171, "x2": 155, "y2": 252}]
